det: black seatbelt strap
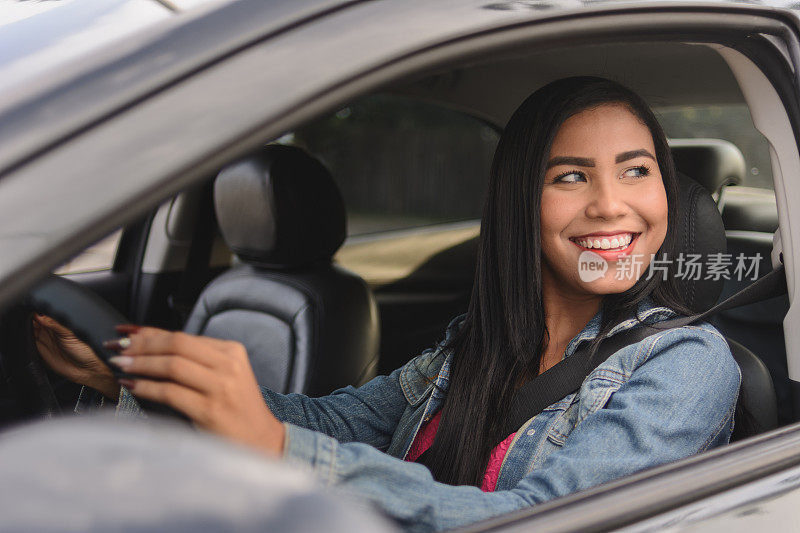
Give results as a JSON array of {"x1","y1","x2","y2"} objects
[
  {"x1": 500, "y1": 265, "x2": 788, "y2": 442},
  {"x1": 414, "y1": 266, "x2": 787, "y2": 465}
]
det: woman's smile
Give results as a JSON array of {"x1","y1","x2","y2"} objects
[
  {"x1": 570, "y1": 231, "x2": 639, "y2": 250},
  {"x1": 569, "y1": 231, "x2": 641, "y2": 260}
]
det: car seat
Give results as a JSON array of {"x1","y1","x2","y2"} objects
[
  {"x1": 673, "y1": 171, "x2": 778, "y2": 439},
  {"x1": 672, "y1": 142, "x2": 790, "y2": 426},
  {"x1": 671, "y1": 140, "x2": 786, "y2": 430},
  {"x1": 183, "y1": 145, "x2": 379, "y2": 396}
]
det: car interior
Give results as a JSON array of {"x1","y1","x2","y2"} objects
[{"x1": 0, "y1": 39, "x2": 791, "y2": 454}]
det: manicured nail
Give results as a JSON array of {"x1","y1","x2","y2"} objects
[
  {"x1": 103, "y1": 337, "x2": 131, "y2": 352},
  {"x1": 118, "y1": 378, "x2": 136, "y2": 390},
  {"x1": 108, "y1": 356, "x2": 134, "y2": 370},
  {"x1": 115, "y1": 324, "x2": 141, "y2": 334}
]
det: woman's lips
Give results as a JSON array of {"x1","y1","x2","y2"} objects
[{"x1": 570, "y1": 232, "x2": 641, "y2": 261}]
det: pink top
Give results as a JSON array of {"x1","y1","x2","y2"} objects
[{"x1": 405, "y1": 411, "x2": 517, "y2": 492}]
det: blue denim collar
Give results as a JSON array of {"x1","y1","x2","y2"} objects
[
  {"x1": 562, "y1": 298, "x2": 676, "y2": 358},
  {"x1": 399, "y1": 298, "x2": 676, "y2": 405}
]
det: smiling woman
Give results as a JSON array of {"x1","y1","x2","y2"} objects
[
  {"x1": 33, "y1": 77, "x2": 741, "y2": 532},
  {"x1": 541, "y1": 104, "x2": 668, "y2": 294}
]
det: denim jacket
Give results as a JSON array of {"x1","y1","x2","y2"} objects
[{"x1": 261, "y1": 301, "x2": 741, "y2": 532}]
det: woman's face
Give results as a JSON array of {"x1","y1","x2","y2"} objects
[{"x1": 540, "y1": 103, "x2": 668, "y2": 296}]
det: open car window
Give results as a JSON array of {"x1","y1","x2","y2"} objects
[
  {"x1": 279, "y1": 94, "x2": 498, "y2": 236},
  {"x1": 657, "y1": 103, "x2": 773, "y2": 189}
]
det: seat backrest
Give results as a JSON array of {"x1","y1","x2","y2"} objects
[
  {"x1": 674, "y1": 171, "x2": 779, "y2": 439},
  {"x1": 184, "y1": 145, "x2": 379, "y2": 396},
  {"x1": 728, "y1": 339, "x2": 778, "y2": 440}
]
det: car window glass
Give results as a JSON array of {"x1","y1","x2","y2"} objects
[
  {"x1": 656, "y1": 104, "x2": 773, "y2": 189},
  {"x1": 278, "y1": 94, "x2": 499, "y2": 236}
]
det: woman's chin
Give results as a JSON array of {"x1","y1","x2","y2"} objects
[{"x1": 576, "y1": 274, "x2": 639, "y2": 295}]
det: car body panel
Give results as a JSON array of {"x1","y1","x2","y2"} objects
[
  {"x1": 0, "y1": 0, "x2": 171, "y2": 95},
  {"x1": 617, "y1": 463, "x2": 800, "y2": 532},
  {"x1": 0, "y1": 0, "x2": 363, "y2": 175},
  {"x1": 0, "y1": 416, "x2": 399, "y2": 532}
]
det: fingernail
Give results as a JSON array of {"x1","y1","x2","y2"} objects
[
  {"x1": 115, "y1": 324, "x2": 141, "y2": 334},
  {"x1": 118, "y1": 378, "x2": 136, "y2": 390},
  {"x1": 103, "y1": 337, "x2": 131, "y2": 352},
  {"x1": 108, "y1": 356, "x2": 134, "y2": 369}
]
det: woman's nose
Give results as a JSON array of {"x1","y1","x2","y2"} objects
[{"x1": 584, "y1": 178, "x2": 628, "y2": 220}]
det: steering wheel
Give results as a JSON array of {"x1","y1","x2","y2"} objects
[{"x1": 0, "y1": 275, "x2": 184, "y2": 420}]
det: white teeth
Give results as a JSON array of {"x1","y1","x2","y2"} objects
[{"x1": 575, "y1": 233, "x2": 634, "y2": 250}]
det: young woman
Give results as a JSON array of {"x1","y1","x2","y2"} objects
[{"x1": 34, "y1": 76, "x2": 741, "y2": 532}]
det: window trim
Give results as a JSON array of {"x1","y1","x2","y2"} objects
[{"x1": 461, "y1": 422, "x2": 800, "y2": 533}]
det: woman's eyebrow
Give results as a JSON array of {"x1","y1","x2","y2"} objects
[
  {"x1": 546, "y1": 149, "x2": 656, "y2": 170},
  {"x1": 546, "y1": 156, "x2": 594, "y2": 169},
  {"x1": 616, "y1": 149, "x2": 656, "y2": 163}
]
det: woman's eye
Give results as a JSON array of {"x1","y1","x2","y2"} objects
[
  {"x1": 553, "y1": 170, "x2": 586, "y2": 184},
  {"x1": 623, "y1": 165, "x2": 651, "y2": 179}
]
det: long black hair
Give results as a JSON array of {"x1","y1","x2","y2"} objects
[{"x1": 419, "y1": 77, "x2": 691, "y2": 487}]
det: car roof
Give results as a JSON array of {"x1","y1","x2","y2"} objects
[
  {"x1": 0, "y1": 0, "x2": 232, "y2": 92},
  {"x1": 0, "y1": 0, "x2": 355, "y2": 175}
]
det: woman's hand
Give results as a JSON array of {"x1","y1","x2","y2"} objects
[
  {"x1": 107, "y1": 328, "x2": 285, "y2": 456},
  {"x1": 32, "y1": 314, "x2": 119, "y2": 400}
]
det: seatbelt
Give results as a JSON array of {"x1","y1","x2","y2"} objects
[
  {"x1": 168, "y1": 182, "x2": 217, "y2": 324},
  {"x1": 500, "y1": 265, "x2": 788, "y2": 441},
  {"x1": 415, "y1": 266, "x2": 788, "y2": 468}
]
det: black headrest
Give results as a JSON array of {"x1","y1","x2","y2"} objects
[
  {"x1": 674, "y1": 171, "x2": 727, "y2": 313},
  {"x1": 214, "y1": 145, "x2": 346, "y2": 269},
  {"x1": 670, "y1": 139, "x2": 745, "y2": 196}
]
